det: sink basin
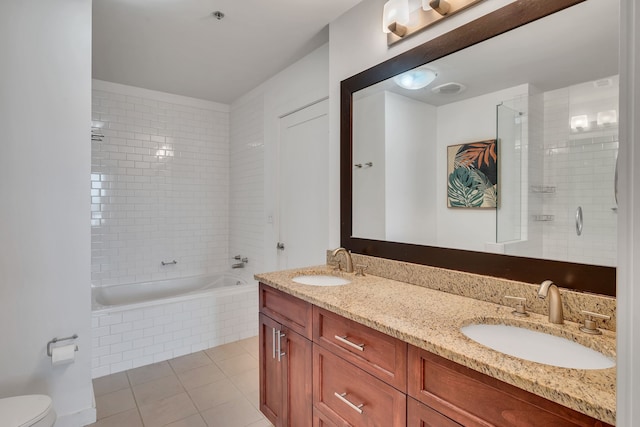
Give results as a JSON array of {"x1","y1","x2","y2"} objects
[
  {"x1": 292, "y1": 275, "x2": 351, "y2": 286},
  {"x1": 460, "y1": 324, "x2": 615, "y2": 370}
]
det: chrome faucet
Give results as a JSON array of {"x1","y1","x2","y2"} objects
[
  {"x1": 537, "y1": 280, "x2": 564, "y2": 324},
  {"x1": 331, "y1": 247, "x2": 354, "y2": 273}
]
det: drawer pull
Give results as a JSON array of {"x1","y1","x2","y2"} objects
[
  {"x1": 334, "y1": 392, "x2": 364, "y2": 414},
  {"x1": 334, "y1": 335, "x2": 365, "y2": 351}
]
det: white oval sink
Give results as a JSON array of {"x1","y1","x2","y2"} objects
[
  {"x1": 292, "y1": 275, "x2": 351, "y2": 286},
  {"x1": 460, "y1": 324, "x2": 615, "y2": 370}
]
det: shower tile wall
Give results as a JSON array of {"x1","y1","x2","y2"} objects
[
  {"x1": 542, "y1": 86, "x2": 618, "y2": 267},
  {"x1": 91, "y1": 81, "x2": 230, "y2": 286},
  {"x1": 229, "y1": 92, "x2": 265, "y2": 284}
]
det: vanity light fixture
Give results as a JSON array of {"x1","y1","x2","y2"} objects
[
  {"x1": 382, "y1": 0, "x2": 410, "y2": 37},
  {"x1": 570, "y1": 115, "x2": 590, "y2": 131},
  {"x1": 384, "y1": 0, "x2": 485, "y2": 46},
  {"x1": 394, "y1": 68, "x2": 437, "y2": 90},
  {"x1": 597, "y1": 110, "x2": 617, "y2": 127}
]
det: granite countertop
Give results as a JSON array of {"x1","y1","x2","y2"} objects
[{"x1": 255, "y1": 265, "x2": 616, "y2": 425}]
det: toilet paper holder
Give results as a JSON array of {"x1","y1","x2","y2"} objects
[{"x1": 47, "y1": 334, "x2": 78, "y2": 357}]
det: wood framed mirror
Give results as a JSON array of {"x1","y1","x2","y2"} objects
[{"x1": 340, "y1": 0, "x2": 616, "y2": 296}]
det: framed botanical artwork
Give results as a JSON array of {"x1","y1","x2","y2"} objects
[{"x1": 447, "y1": 139, "x2": 497, "y2": 208}]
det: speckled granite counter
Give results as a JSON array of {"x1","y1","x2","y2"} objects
[{"x1": 255, "y1": 265, "x2": 616, "y2": 425}]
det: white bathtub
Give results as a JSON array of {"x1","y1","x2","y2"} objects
[
  {"x1": 91, "y1": 273, "x2": 258, "y2": 378},
  {"x1": 92, "y1": 273, "x2": 248, "y2": 311}
]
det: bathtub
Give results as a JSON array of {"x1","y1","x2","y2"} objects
[{"x1": 91, "y1": 273, "x2": 258, "y2": 378}]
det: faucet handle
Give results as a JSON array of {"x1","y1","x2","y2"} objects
[
  {"x1": 333, "y1": 260, "x2": 343, "y2": 271},
  {"x1": 355, "y1": 264, "x2": 367, "y2": 276},
  {"x1": 504, "y1": 296, "x2": 529, "y2": 317},
  {"x1": 579, "y1": 310, "x2": 611, "y2": 335}
]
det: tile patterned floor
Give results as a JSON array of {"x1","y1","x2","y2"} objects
[{"x1": 89, "y1": 336, "x2": 274, "y2": 427}]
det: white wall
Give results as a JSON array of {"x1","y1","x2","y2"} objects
[
  {"x1": 617, "y1": 0, "x2": 639, "y2": 424},
  {"x1": 353, "y1": 92, "x2": 387, "y2": 239},
  {"x1": 0, "y1": 0, "x2": 95, "y2": 425},
  {"x1": 435, "y1": 85, "x2": 528, "y2": 251},
  {"x1": 230, "y1": 44, "x2": 331, "y2": 278},
  {"x1": 385, "y1": 92, "x2": 437, "y2": 244},
  {"x1": 90, "y1": 80, "x2": 230, "y2": 286}
]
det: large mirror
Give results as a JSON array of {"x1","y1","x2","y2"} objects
[{"x1": 341, "y1": 0, "x2": 617, "y2": 295}]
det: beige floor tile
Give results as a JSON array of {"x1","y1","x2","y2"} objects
[
  {"x1": 165, "y1": 413, "x2": 207, "y2": 427},
  {"x1": 229, "y1": 368, "x2": 259, "y2": 396},
  {"x1": 245, "y1": 390, "x2": 260, "y2": 411},
  {"x1": 169, "y1": 351, "x2": 214, "y2": 373},
  {"x1": 187, "y1": 377, "x2": 243, "y2": 412},
  {"x1": 245, "y1": 419, "x2": 274, "y2": 427},
  {"x1": 177, "y1": 363, "x2": 226, "y2": 390},
  {"x1": 127, "y1": 360, "x2": 174, "y2": 386},
  {"x1": 237, "y1": 336, "x2": 258, "y2": 356},
  {"x1": 205, "y1": 341, "x2": 248, "y2": 362},
  {"x1": 200, "y1": 396, "x2": 264, "y2": 427},
  {"x1": 95, "y1": 388, "x2": 137, "y2": 420},
  {"x1": 93, "y1": 371, "x2": 130, "y2": 397},
  {"x1": 132, "y1": 373, "x2": 184, "y2": 406},
  {"x1": 215, "y1": 353, "x2": 258, "y2": 377},
  {"x1": 139, "y1": 392, "x2": 199, "y2": 426},
  {"x1": 86, "y1": 408, "x2": 143, "y2": 427}
]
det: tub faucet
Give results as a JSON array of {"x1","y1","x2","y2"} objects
[
  {"x1": 537, "y1": 280, "x2": 564, "y2": 324},
  {"x1": 331, "y1": 247, "x2": 354, "y2": 273}
]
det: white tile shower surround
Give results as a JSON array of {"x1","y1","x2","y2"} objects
[
  {"x1": 91, "y1": 288, "x2": 258, "y2": 378},
  {"x1": 229, "y1": 92, "x2": 265, "y2": 285},
  {"x1": 542, "y1": 87, "x2": 618, "y2": 266},
  {"x1": 91, "y1": 80, "x2": 231, "y2": 287}
]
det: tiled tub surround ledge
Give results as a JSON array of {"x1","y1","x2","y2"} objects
[{"x1": 255, "y1": 265, "x2": 616, "y2": 425}]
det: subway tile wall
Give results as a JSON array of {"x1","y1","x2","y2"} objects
[
  {"x1": 91, "y1": 81, "x2": 231, "y2": 286},
  {"x1": 229, "y1": 92, "x2": 265, "y2": 284},
  {"x1": 91, "y1": 285, "x2": 258, "y2": 378},
  {"x1": 542, "y1": 85, "x2": 618, "y2": 267}
]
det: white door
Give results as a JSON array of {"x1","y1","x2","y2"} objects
[{"x1": 277, "y1": 99, "x2": 329, "y2": 269}]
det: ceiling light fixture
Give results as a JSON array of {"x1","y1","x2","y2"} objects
[
  {"x1": 394, "y1": 68, "x2": 437, "y2": 90},
  {"x1": 384, "y1": 0, "x2": 485, "y2": 46}
]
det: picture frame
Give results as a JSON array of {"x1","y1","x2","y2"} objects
[{"x1": 447, "y1": 139, "x2": 498, "y2": 208}]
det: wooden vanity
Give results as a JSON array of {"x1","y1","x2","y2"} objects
[{"x1": 258, "y1": 282, "x2": 613, "y2": 427}]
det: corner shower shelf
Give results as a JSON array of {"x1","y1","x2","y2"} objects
[
  {"x1": 533, "y1": 215, "x2": 555, "y2": 222},
  {"x1": 531, "y1": 186, "x2": 556, "y2": 194}
]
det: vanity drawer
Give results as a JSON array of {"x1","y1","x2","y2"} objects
[
  {"x1": 407, "y1": 397, "x2": 463, "y2": 427},
  {"x1": 313, "y1": 306, "x2": 407, "y2": 390},
  {"x1": 313, "y1": 345, "x2": 406, "y2": 426},
  {"x1": 259, "y1": 283, "x2": 312, "y2": 339},
  {"x1": 408, "y1": 345, "x2": 613, "y2": 427}
]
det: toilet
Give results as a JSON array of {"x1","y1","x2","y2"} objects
[{"x1": 0, "y1": 395, "x2": 56, "y2": 427}]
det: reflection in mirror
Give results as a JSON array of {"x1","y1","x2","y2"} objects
[{"x1": 350, "y1": 0, "x2": 617, "y2": 267}]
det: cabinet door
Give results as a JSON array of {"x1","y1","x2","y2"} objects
[
  {"x1": 281, "y1": 323, "x2": 313, "y2": 427},
  {"x1": 259, "y1": 313, "x2": 283, "y2": 426},
  {"x1": 408, "y1": 397, "x2": 463, "y2": 427}
]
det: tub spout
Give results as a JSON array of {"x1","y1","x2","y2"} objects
[{"x1": 232, "y1": 263, "x2": 244, "y2": 269}]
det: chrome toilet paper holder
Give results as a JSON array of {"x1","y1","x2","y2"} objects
[{"x1": 47, "y1": 334, "x2": 78, "y2": 357}]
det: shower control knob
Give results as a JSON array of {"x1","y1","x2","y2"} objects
[{"x1": 276, "y1": 242, "x2": 285, "y2": 250}]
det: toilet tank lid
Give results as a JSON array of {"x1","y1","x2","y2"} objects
[{"x1": 0, "y1": 395, "x2": 53, "y2": 426}]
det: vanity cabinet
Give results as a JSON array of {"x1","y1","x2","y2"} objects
[
  {"x1": 259, "y1": 284, "x2": 313, "y2": 427},
  {"x1": 407, "y1": 345, "x2": 612, "y2": 427},
  {"x1": 259, "y1": 284, "x2": 612, "y2": 427}
]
